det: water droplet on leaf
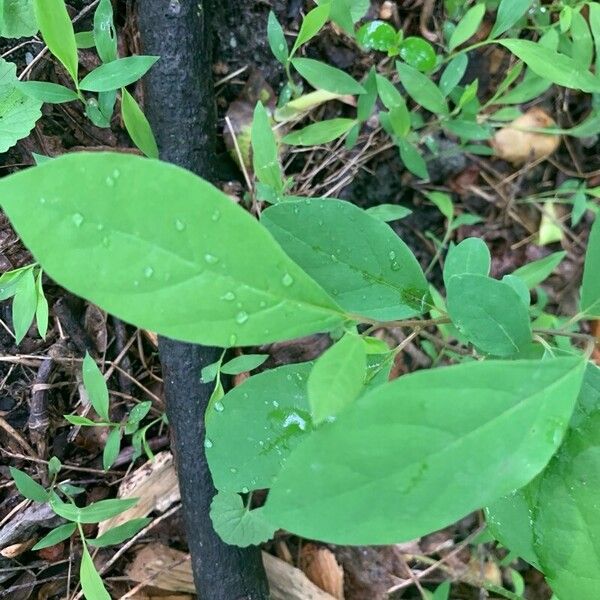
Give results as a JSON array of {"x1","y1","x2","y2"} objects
[
  {"x1": 236, "y1": 311, "x2": 249, "y2": 324},
  {"x1": 72, "y1": 213, "x2": 84, "y2": 227},
  {"x1": 175, "y1": 219, "x2": 186, "y2": 231},
  {"x1": 204, "y1": 254, "x2": 219, "y2": 265},
  {"x1": 214, "y1": 401, "x2": 225, "y2": 412},
  {"x1": 204, "y1": 438, "x2": 213, "y2": 449},
  {"x1": 282, "y1": 273, "x2": 294, "y2": 287}
]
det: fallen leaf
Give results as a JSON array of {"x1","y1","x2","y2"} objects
[{"x1": 491, "y1": 108, "x2": 560, "y2": 165}]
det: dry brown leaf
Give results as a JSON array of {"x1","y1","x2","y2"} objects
[
  {"x1": 491, "y1": 108, "x2": 560, "y2": 165},
  {"x1": 97, "y1": 452, "x2": 180, "y2": 536},
  {"x1": 127, "y1": 543, "x2": 336, "y2": 600},
  {"x1": 300, "y1": 544, "x2": 345, "y2": 599},
  {"x1": 0, "y1": 538, "x2": 36, "y2": 558}
]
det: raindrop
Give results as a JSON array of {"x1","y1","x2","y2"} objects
[
  {"x1": 229, "y1": 333, "x2": 238, "y2": 346},
  {"x1": 282, "y1": 273, "x2": 294, "y2": 287},
  {"x1": 72, "y1": 213, "x2": 84, "y2": 227},
  {"x1": 230, "y1": 467, "x2": 238, "y2": 474},
  {"x1": 105, "y1": 176, "x2": 114, "y2": 187},
  {"x1": 293, "y1": 206, "x2": 300, "y2": 215},
  {"x1": 391, "y1": 261, "x2": 401, "y2": 271},
  {"x1": 133, "y1": 280, "x2": 140, "y2": 287},
  {"x1": 112, "y1": 169, "x2": 120, "y2": 179},
  {"x1": 330, "y1": 254, "x2": 338, "y2": 263},
  {"x1": 236, "y1": 311, "x2": 249, "y2": 324},
  {"x1": 222, "y1": 291, "x2": 236, "y2": 301},
  {"x1": 241, "y1": 486, "x2": 249, "y2": 494},
  {"x1": 388, "y1": 250, "x2": 396, "y2": 260},
  {"x1": 211, "y1": 209, "x2": 221, "y2": 222},
  {"x1": 102, "y1": 236, "x2": 110, "y2": 247},
  {"x1": 204, "y1": 438, "x2": 213, "y2": 449},
  {"x1": 97, "y1": 224, "x2": 104, "y2": 231},
  {"x1": 272, "y1": 400, "x2": 279, "y2": 408},
  {"x1": 204, "y1": 253, "x2": 219, "y2": 265},
  {"x1": 175, "y1": 219, "x2": 186, "y2": 231},
  {"x1": 144, "y1": 266, "x2": 154, "y2": 278},
  {"x1": 214, "y1": 401, "x2": 225, "y2": 412},
  {"x1": 39, "y1": 197, "x2": 46, "y2": 204},
  {"x1": 259, "y1": 301, "x2": 267, "y2": 308}
]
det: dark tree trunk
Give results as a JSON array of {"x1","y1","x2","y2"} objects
[{"x1": 138, "y1": 2, "x2": 270, "y2": 598}]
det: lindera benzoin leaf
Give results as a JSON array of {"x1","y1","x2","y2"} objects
[
  {"x1": 262, "y1": 198, "x2": 430, "y2": 320},
  {"x1": 206, "y1": 362, "x2": 314, "y2": 493},
  {"x1": 487, "y1": 364, "x2": 600, "y2": 598},
  {"x1": 580, "y1": 216, "x2": 600, "y2": 317},
  {"x1": 0, "y1": 59, "x2": 42, "y2": 153},
  {"x1": 446, "y1": 274, "x2": 532, "y2": 356},
  {"x1": 0, "y1": 0, "x2": 37, "y2": 37},
  {"x1": 0, "y1": 153, "x2": 346, "y2": 347},
  {"x1": 210, "y1": 491, "x2": 276, "y2": 547},
  {"x1": 443, "y1": 238, "x2": 491, "y2": 288},
  {"x1": 264, "y1": 357, "x2": 585, "y2": 544}
]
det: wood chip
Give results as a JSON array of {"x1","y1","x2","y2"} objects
[{"x1": 300, "y1": 544, "x2": 345, "y2": 599}]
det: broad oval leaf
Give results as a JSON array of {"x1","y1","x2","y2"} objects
[
  {"x1": 291, "y1": 58, "x2": 366, "y2": 95},
  {"x1": 447, "y1": 274, "x2": 532, "y2": 356},
  {"x1": 265, "y1": 357, "x2": 585, "y2": 544},
  {"x1": 0, "y1": 153, "x2": 345, "y2": 347},
  {"x1": 79, "y1": 55, "x2": 159, "y2": 92},
  {"x1": 206, "y1": 362, "x2": 314, "y2": 493},
  {"x1": 262, "y1": 198, "x2": 430, "y2": 320},
  {"x1": 443, "y1": 238, "x2": 490, "y2": 287},
  {"x1": 357, "y1": 20, "x2": 397, "y2": 52},
  {"x1": 580, "y1": 216, "x2": 600, "y2": 317},
  {"x1": 398, "y1": 37, "x2": 436, "y2": 72}
]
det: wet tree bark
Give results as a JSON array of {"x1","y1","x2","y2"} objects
[{"x1": 137, "y1": 2, "x2": 270, "y2": 598}]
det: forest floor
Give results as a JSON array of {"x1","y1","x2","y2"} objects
[{"x1": 0, "y1": 1, "x2": 597, "y2": 599}]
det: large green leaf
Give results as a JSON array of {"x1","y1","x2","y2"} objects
[
  {"x1": 0, "y1": 153, "x2": 345, "y2": 347},
  {"x1": 0, "y1": 0, "x2": 37, "y2": 37},
  {"x1": 262, "y1": 198, "x2": 429, "y2": 320},
  {"x1": 447, "y1": 274, "x2": 532, "y2": 356},
  {"x1": 443, "y1": 238, "x2": 490, "y2": 288},
  {"x1": 0, "y1": 59, "x2": 41, "y2": 152},
  {"x1": 206, "y1": 362, "x2": 314, "y2": 493},
  {"x1": 487, "y1": 364, "x2": 600, "y2": 599},
  {"x1": 265, "y1": 357, "x2": 585, "y2": 544},
  {"x1": 580, "y1": 216, "x2": 600, "y2": 317}
]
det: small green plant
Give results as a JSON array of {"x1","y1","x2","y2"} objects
[{"x1": 10, "y1": 458, "x2": 148, "y2": 600}]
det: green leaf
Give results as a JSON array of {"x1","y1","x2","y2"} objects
[
  {"x1": 265, "y1": 357, "x2": 585, "y2": 544},
  {"x1": 121, "y1": 88, "x2": 159, "y2": 159},
  {"x1": 439, "y1": 54, "x2": 468, "y2": 96},
  {"x1": 252, "y1": 102, "x2": 282, "y2": 192},
  {"x1": 570, "y1": 10, "x2": 593, "y2": 70},
  {"x1": 47, "y1": 456, "x2": 61, "y2": 479},
  {"x1": 64, "y1": 414, "x2": 98, "y2": 426},
  {"x1": 398, "y1": 37, "x2": 437, "y2": 72},
  {"x1": 103, "y1": 427, "x2": 121, "y2": 470},
  {"x1": 126, "y1": 401, "x2": 152, "y2": 428},
  {"x1": 498, "y1": 39, "x2": 600, "y2": 93},
  {"x1": 267, "y1": 11, "x2": 288, "y2": 64},
  {"x1": 443, "y1": 238, "x2": 490, "y2": 287},
  {"x1": 348, "y1": 0, "x2": 369, "y2": 21},
  {"x1": 262, "y1": 198, "x2": 429, "y2": 320},
  {"x1": 210, "y1": 491, "x2": 275, "y2": 547},
  {"x1": 308, "y1": 333, "x2": 366, "y2": 424},
  {"x1": 50, "y1": 496, "x2": 138, "y2": 523},
  {"x1": 32, "y1": 522, "x2": 76, "y2": 550},
  {"x1": 357, "y1": 67, "x2": 377, "y2": 121},
  {"x1": 490, "y1": 0, "x2": 532, "y2": 39},
  {"x1": 512, "y1": 251, "x2": 566, "y2": 289},
  {"x1": 291, "y1": 4, "x2": 330, "y2": 55},
  {"x1": 201, "y1": 359, "x2": 222, "y2": 384},
  {"x1": 88, "y1": 517, "x2": 150, "y2": 547},
  {"x1": 325, "y1": 0, "x2": 354, "y2": 35},
  {"x1": 357, "y1": 20, "x2": 398, "y2": 52},
  {"x1": 93, "y1": 0, "x2": 117, "y2": 64},
  {"x1": 206, "y1": 362, "x2": 314, "y2": 493},
  {"x1": 590, "y1": 2, "x2": 600, "y2": 68},
  {"x1": 365, "y1": 204, "x2": 412, "y2": 222},
  {"x1": 35, "y1": 268, "x2": 48, "y2": 338},
  {"x1": 376, "y1": 75, "x2": 410, "y2": 137},
  {"x1": 79, "y1": 56, "x2": 159, "y2": 92},
  {"x1": 581, "y1": 216, "x2": 600, "y2": 317},
  {"x1": 0, "y1": 0, "x2": 37, "y2": 37},
  {"x1": 443, "y1": 119, "x2": 492, "y2": 141},
  {"x1": 10, "y1": 466, "x2": 48, "y2": 502},
  {"x1": 75, "y1": 30, "x2": 95, "y2": 49},
  {"x1": 502, "y1": 274, "x2": 530, "y2": 306},
  {"x1": 283, "y1": 118, "x2": 357, "y2": 146},
  {"x1": 83, "y1": 352, "x2": 109, "y2": 422},
  {"x1": 0, "y1": 59, "x2": 42, "y2": 153},
  {"x1": 12, "y1": 266, "x2": 36, "y2": 343},
  {"x1": 220, "y1": 354, "x2": 269, "y2": 375},
  {"x1": 0, "y1": 265, "x2": 29, "y2": 301},
  {"x1": 425, "y1": 191, "x2": 453, "y2": 221},
  {"x1": 560, "y1": 6, "x2": 573, "y2": 33},
  {"x1": 432, "y1": 582, "x2": 451, "y2": 600},
  {"x1": 80, "y1": 544, "x2": 111, "y2": 600},
  {"x1": 449, "y1": 3, "x2": 486, "y2": 51},
  {"x1": 397, "y1": 138, "x2": 429, "y2": 179},
  {"x1": 34, "y1": 0, "x2": 78, "y2": 82},
  {"x1": 487, "y1": 364, "x2": 600, "y2": 598},
  {"x1": 447, "y1": 274, "x2": 532, "y2": 356},
  {"x1": 15, "y1": 80, "x2": 80, "y2": 104},
  {"x1": 0, "y1": 153, "x2": 345, "y2": 347},
  {"x1": 291, "y1": 58, "x2": 365, "y2": 95},
  {"x1": 397, "y1": 62, "x2": 448, "y2": 114}
]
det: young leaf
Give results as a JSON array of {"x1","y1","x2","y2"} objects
[
  {"x1": 283, "y1": 118, "x2": 357, "y2": 146},
  {"x1": 580, "y1": 216, "x2": 600, "y2": 317},
  {"x1": 365, "y1": 204, "x2": 412, "y2": 222},
  {"x1": 34, "y1": 0, "x2": 78, "y2": 82},
  {"x1": 201, "y1": 359, "x2": 222, "y2": 384},
  {"x1": 80, "y1": 544, "x2": 111, "y2": 600},
  {"x1": 512, "y1": 251, "x2": 566, "y2": 289},
  {"x1": 590, "y1": 2, "x2": 600, "y2": 68},
  {"x1": 15, "y1": 81, "x2": 80, "y2": 104},
  {"x1": 447, "y1": 274, "x2": 532, "y2": 356},
  {"x1": 267, "y1": 11, "x2": 288, "y2": 64},
  {"x1": 449, "y1": 3, "x2": 486, "y2": 51},
  {"x1": 103, "y1": 427, "x2": 121, "y2": 470},
  {"x1": 443, "y1": 238, "x2": 490, "y2": 287},
  {"x1": 265, "y1": 357, "x2": 585, "y2": 544},
  {"x1": 291, "y1": 3, "x2": 330, "y2": 56},
  {"x1": 398, "y1": 37, "x2": 436, "y2": 73},
  {"x1": 83, "y1": 352, "x2": 110, "y2": 422},
  {"x1": 308, "y1": 333, "x2": 366, "y2": 424},
  {"x1": 93, "y1": 0, "x2": 117, "y2": 64},
  {"x1": 126, "y1": 401, "x2": 152, "y2": 428},
  {"x1": 220, "y1": 354, "x2": 269, "y2": 376},
  {"x1": 210, "y1": 491, "x2": 275, "y2": 547},
  {"x1": 12, "y1": 266, "x2": 36, "y2": 343},
  {"x1": 425, "y1": 191, "x2": 453, "y2": 221},
  {"x1": 570, "y1": 10, "x2": 593, "y2": 71},
  {"x1": 32, "y1": 522, "x2": 76, "y2": 550},
  {"x1": 0, "y1": 153, "x2": 345, "y2": 347},
  {"x1": 121, "y1": 88, "x2": 159, "y2": 159},
  {"x1": 75, "y1": 30, "x2": 95, "y2": 49},
  {"x1": 88, "y1": 517, "x2": 150, "y2": 547},
  {"x1": 502, "y1": 274, "x2": 530, "y2": 306},
  {"x1": 79, "y1": 55, "x2": 159, "y2": 92},
  {"x1": 396, "y1": 62, "x2": 448, "y2": 115},
  {"x1": 50, "y1": 496, "x2": 138, "y2": 523},
  {"x1": 439, "y1": 54, "x2": 468, "y2": 96},
  {"x1": 262, "y1": 198, "x2": 430, "y2": 320},
  {"x1": 0, "y1": 59, "x2": 42, "y2": 153},
  {"x1": 47, "y1": 456, "x2": 61, "y2": 479},
  {"x1": 291, "y1": 58, "x2": 365, "y2": 95},
  {"x1": 10, "y1": 466, "x2": 48, "y2": 502},
  {"x1": 64, "y1": 414, "x2": 98, "y2": 427},
  {"x1": 397, "y1": 138, "x2": 429, "y2": 179},
  {"x1": 356, "y1": 20, "x2": 397, "y2": 52},
  {"x1": 35, "y1": 268, "x2": 48, "y2": 338},
  {"x1": 206, "y1": 362, "x2": 314, "y2": 493},
  {"x1": 0, "y1": 0, "x2": 37, "y2": 38},
  {"x1": 251, "y1": 102, "x2": 282, "y2": 192},
  {"x1": 489, "y1": 0, "x2": 531, "y2": 39},
  {"x1": 357, "y1": 67, "x2": 377, "y2": 121}
]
